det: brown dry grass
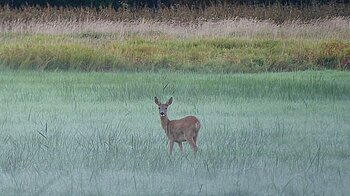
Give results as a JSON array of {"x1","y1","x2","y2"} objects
[{"x1": 1, "y1": 17, "x2": 349, "y2": 41}]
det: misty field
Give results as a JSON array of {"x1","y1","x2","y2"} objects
[{"x1": 0, "y1": 70, "x2": 349, "y2": 195}]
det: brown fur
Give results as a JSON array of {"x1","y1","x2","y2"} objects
[{"x1": 155, "y1": 97, "x2": 201, "y2": 154}]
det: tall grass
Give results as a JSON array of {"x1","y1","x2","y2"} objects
[
  {"x1": 0, "y1": 71, "x2": 349, "y2": 195},
  {"x1": 1, "y1": 17, "x2": 350, "y2": 40},
  {"x1": 1, "y1": 4, "x2": 349, "y2": 23}
]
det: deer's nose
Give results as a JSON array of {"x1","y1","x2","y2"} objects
[{"x1": 160, "y1": 112, "x2": 165, "y2": 116}]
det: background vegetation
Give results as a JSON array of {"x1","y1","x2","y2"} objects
[
  {"x1": 0, "y1": 6, "x2": 349, "y2": 73},
  {"x1": 0, "y1": 3, "x2": 349, "y2": 73},
  {"x1": 1, "y1": 0, "x2": 349, "y2": 10},
  {"x1": 1, "y1": 3, "x2": 350, "y2": 22},
  {"x1": 0, "y1": 71, "x2": 349, "y2": 195},
  {"x1": 1, "y1": 34, "x2": 349, "y2": 72}
]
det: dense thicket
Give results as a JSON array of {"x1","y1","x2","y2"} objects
[{"x1": 0, "y1": 0, "x2": 349, "y2": 9}]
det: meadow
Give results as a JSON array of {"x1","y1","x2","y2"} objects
[
  {"x1": 0, "y1": 70, "x2": 349, "y2": 195},
  {"x1": 0, "y1": 3, "x2": 350, "y2": 195}
]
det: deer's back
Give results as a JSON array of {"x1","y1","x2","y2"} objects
[{"x1": 167, "y1": 116, "x2": 200, "y2": 142}]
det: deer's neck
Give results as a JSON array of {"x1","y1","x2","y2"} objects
[{"x1": 160, "y1": 116, "x2": 170, "y2": 132}]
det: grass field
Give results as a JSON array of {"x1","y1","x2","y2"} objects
[
  {"x1": 1, "y1": 4, "x2": 349, "y2": 195},
  {"x1": 0, "y1": 70, "x2": 349, "y2": 195}
]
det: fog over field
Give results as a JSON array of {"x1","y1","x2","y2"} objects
[{"x1": 0, "y1": 71, "x2": 349, "y2": 195}]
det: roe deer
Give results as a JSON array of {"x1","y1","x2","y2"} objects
[{"x1": 154, "y1": 97, "x2": 201, "y2": 155}]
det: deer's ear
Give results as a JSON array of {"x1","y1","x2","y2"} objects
[
  {"x1": 166, "y1": 97, "x2": 173, "y2": 105},
  {"x1": 154, "y1": 97, "x2": 161, "y2": 105}
]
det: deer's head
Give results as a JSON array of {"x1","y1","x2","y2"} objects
[{"x1": 154, "y1": 97, "x2": 173, "y2": 117}]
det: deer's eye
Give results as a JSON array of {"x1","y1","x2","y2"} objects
[
  {"x1": 158, "y1": 107, "x2": 160, "y2": 109},
  {"x1": 165, "y1": 107, "x2": 167, "y2": 109}
]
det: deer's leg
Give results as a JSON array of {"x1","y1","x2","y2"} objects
[
  {"x1": 168, "y1": 140, "x2": 174, "y2": 155},
  {"x1": 193, "y1": 135, "x2": 197, "y2": 145},
  {"x1": 186, "y1": 137, "x2": 198, "y2": 154},
  {"x1": 193, "y1": 128, "x2": 200, "y2": 145},
  {"x1": 177, "y1": 142, "x2": 184, "y2": 152}
]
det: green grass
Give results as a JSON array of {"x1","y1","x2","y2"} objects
[
  {"x1": 1, "y1": 34, "x2": 349, "y2": 72},
  {"x1": 0, "y1": 70, "x2": 349, "y2": 195}
]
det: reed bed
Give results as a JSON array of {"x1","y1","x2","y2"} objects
[
  {"x1": 1, "y1": 17, "x2": 349, "y2": 41},
  {"x1": 1, "y1": 3, "x2": 349, "y2": 23}
]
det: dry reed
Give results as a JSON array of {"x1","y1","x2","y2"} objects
[{"x1": 1, "y1": 17, "x2": 349, "y2": 41}]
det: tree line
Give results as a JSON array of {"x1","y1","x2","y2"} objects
[{"x1": 1, "y1": 0, "x2": 348, "y2": 9}]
